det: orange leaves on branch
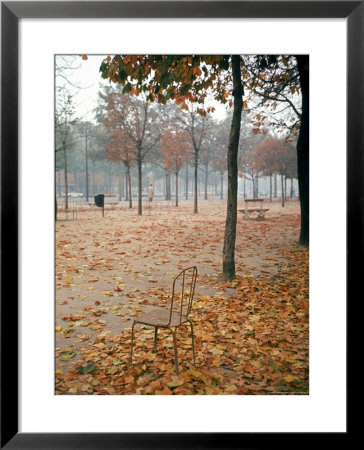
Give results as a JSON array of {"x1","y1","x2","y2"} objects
[
  {"x1": 161, "y1": 128, "x2": 191, "y2": 175},
  {"x1": 252, "y1": 136, "x2": 297, "y2": 178},
  {"x1": 99, "y1": 55, "x2": 237, "y2": 116},
  {"x1": 192, "y1": 66, "x2": 202, "y2": 77}
]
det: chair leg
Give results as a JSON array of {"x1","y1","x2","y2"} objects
[
  {"x1": 154, "y1": 326, "x2": 158, "y2": 350},
  {"x1": 172, "y1": 328, "x2": 179, "y2": 375},
  {"x1": 188, "y1": 320, "x2": 196, "y2": 366},
  {"x1": 130, "y1": 321, "x2": 136, "y2": 365}
]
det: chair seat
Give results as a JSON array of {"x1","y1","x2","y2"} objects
[{"x1": 135, "y1": 307, "x2": 188, "y2": 327}]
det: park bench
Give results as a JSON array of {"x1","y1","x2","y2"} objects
[
  {"x1": 90, "y1": 194, "x2": 116, "y2": 198},
  {"x1": 240, "y1": 198, "x2": 269, "y2": 220}
]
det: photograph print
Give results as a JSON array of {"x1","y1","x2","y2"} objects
[{"x1": 55, "y1": 54, "x2": 309, "y2": 395}]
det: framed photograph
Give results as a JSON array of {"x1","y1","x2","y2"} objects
[{"x1": 1, "y1": 1, "x2": 356, "y2": 447}]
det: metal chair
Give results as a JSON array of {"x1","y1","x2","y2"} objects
[{"x1": 129, "y1": 266, "x2": 197, "y2": 375}]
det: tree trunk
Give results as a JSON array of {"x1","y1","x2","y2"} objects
[
  {"x1": 269, "y1": 172, "x2": 272, "y2": 202},
  {"x1": 63, "y1": 146, "x2": 69, "y2": 210},
  {"x1": 137, "y1": 154, "x2": 142, "y2": 215},
  {"x1": 165, "y1": 170, "x2": 171, "y2": 200},
  {"x1": 126, "y1": 165, "x2": 132, "y2": 208},
  {"x1": 222, "y1": 55, "x2": 243, "y2": 281},
  {"x1": 194, "y1": 152, "x2": 198, "y2": 213},
  {"x1": 281, "y1": 173, "x2": 285, "y2": 207},
  {"x1": 128, "y1": 171, "x2": 132, "y2": 208},
  {"x1": 125, "y1": 167, "x2": 129, "y2": 201},
  {"x1": 118, "y1": 162, "x2": 122, "y2": 201},
  {"x1": 164, "y1": 168, "x2": 168, "y2": 200},
  {"x1": 55, "y1": 173, "x2": 58, "y2": 220},
  {"x1": 274, "y1": 172, "x2": 277, "y2": 198},
  {"x1": 85, "y1": 130, "x2": 89, "y2": 201},
  {"x1": 121, "y1": 169, "x2": 125, "y2": 199},
  {"x1": 204, "y1": 165, "x2": 208, "y2": 200},
  {"x1": 284, "y1": 175, "x2": 287, "y2": 202},
  {"x1": 296, "y1": 55, "x2": 309, "y2": 245},
  {"x1": 220, "y1": 171, "x2": 224, "y2": 199},
  {"x1": 92, "y1": 166, "x2": 95, "y2": 196},
  {"x1": 175, "y1": 171, "x2": 179, "y2": 207},
  {"x1": 290, "y1": 178, "x2": 294, "y2": 198},
  {"x1": 243, "y1": 176, "x2": 246, "y2": 199},
  {"x1": 185, "y1": 165, "x2": 188, "y2": 200},
  {"x1": 167, "y1": 171, "x2": 171, "y2": 200},
  {"x1": 57, "y1": 172, "x2": 61, "y2": 197}
]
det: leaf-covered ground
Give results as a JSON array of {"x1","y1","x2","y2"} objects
[{"x1": 55, "y1": 199, "x2": 308, "y2": 395}]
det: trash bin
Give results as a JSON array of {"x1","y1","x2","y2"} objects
[{"x1": 94, "y1": 194, "x2": 104, "y2": 208}]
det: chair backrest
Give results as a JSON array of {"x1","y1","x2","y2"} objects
[{"x1": 168, "y1": 266, "x2": 197, "y2": 325}]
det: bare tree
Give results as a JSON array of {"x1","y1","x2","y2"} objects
[{"x1": 181, "y1": 109, "x2": 209, "y2": 213}]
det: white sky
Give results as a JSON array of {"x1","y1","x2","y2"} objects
[{"x1": 56, "y1": 54, "x2": 229, "y2": 122}]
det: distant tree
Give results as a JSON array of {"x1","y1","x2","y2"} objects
[
  {"x1": 284, "y1": 142, "x2": 298, "y2": 198},
  {"x1": 161, "y1": 128, "x2": 190, "y2": 206},
  {"x1": 55, "y1": 55, "x2": 82, "y2": 91},
  {"x1": 211, "y1": 119, "x2": 229, "y2": 199},
  {"x1": 213, "y1": 148, "x2": 227, "y2": 200},
  {"x1": 180, "y1": 110, "x2": 209, "y2": 212},
  {"x1": 55, "y1": 56, "x2": 95, "y2": 217},
  {"x1": 254, "y1": 137, "x2": 282, "y2": 202},
  {"x1": 240, "y1": 134, "x2": 265, "y2": 198},
  {"x1": 55, "y1": 92, "x2": 77, "y2": 212},
  {"x1": 105, "y1": 128, "x2": 134, "y2": 207},
  {"x1": 254, "y1": 137, "x2": 297, "y2": 207},
  {"x1": 199, "y1": 130, "x2": 218, "y2": 200},
  {"x1": 104, "y1": 91, "x2": 160, "y2": 214},
  {"x1": 238, "y1": 112, "x2": 264, "y2": 199}
]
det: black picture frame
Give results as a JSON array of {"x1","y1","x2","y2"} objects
[{"x1": 1, "y1": 1, "x2": 356, "y2": 448}]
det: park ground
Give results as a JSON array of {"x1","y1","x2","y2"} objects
[{"x1": 55, "y1": 198, "x2": 308, "y2": 395}]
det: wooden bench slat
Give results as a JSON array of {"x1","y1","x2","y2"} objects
[{"x1": 239, "y1": 208, "x2": 269, "y2": 212}]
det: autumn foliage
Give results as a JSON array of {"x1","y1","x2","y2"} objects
[{"x1": 160, "y1": 129, "x2": 190, "y2": 175}]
